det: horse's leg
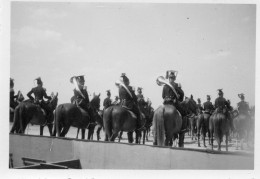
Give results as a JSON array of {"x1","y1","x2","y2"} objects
[
  {"x1": 96, "y1": 127, "x2": 101, "y2": 141},
  {"x1": 236, "y1": 132, "x2": 239, "y2": 150},
  {"x1": 197, "y1": 120, "x2": 201, "y2": 147},
  {"x1": 105, "y1": 134, "x2": 109, "y2": 142},
  {"x1": 47, "y1": 124, "x2": 53, "y2": 136},
  {"x1": 40, "y1": 126, "x2": 44, "y2": 136},
  {"x1": 178, "y1": 133, "x2": 185, "y2": 148},
  {"x1": 82, "y1": 129, "x2": 86, "y2": 140},
  {"x1": 225, "y1": 133, "x2": 228, "y2": 152},
  {"x1": 210, "y1": 131, "x2": 214, "y2": 150},
  {"x1": 60, "y1": 125, "x2": 70, "y2": 137},
  {"x1": 76, "y1": 128, "x2": 80, "y2": 139},
  {"x1": 143, "y1": 130, "x2": 146, "y2": 144},
  {"x1": 127, "y1": 132, "x2": 134, "y2": 143},
  {"x1": 202, "y1": 124, "x2": 207, "y2": 148}
]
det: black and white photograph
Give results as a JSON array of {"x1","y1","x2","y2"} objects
[{"x1": 1, "y1": 0, "x2": 259, "y2": 178}]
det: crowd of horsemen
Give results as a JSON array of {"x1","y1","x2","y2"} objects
[{"x1": 9, "y1": 70, "x2": 253, "y2": 142}]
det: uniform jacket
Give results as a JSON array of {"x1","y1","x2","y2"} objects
[
  {"x1": 203, "y1": 101, "x2": 214, "y2": 113},
  {"x1": 162, "y1": 83, "x2": 184, "y2": 102},
  {"x1": 27, "y1": 86, "x2": 51, "y2": 102},
  {"x1": 119, "y1": 85, "x2": 137, "y2": 109},
  {"x1": 73, "y1": 88, "x2": 90, "y2": 108},
  {"x1": 237, "y1": 101, "x2": 250, "y2": 115},
  {"x1": 103, "y1": 97, "x2": 112, "y2": 109},
  {"x1": 10, "y1": 88, "x2": 18, "y2": 108},
  {"x1": 214, "y1": 96, "x2": 230, "y2": 110}
]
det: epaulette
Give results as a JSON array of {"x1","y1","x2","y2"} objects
[{"x1": 178, "y1": 83, "x2": 182, "y2": 88}]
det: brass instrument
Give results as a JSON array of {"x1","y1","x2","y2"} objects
[
  {"x1": 115, "y1": 79, "x2": 133, "y2": 98},
  {"x1": 156, "y1": 76, "x2": 179, "y2": 99}
]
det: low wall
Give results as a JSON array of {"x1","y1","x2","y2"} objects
[{"x1": 9, "y1": 134, "x2": 254, "y2": 169}]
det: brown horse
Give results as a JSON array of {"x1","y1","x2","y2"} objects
[
  {"x1": 103, "y1": 105, "x2": 146, "y2": 143},
  {"x1": 209, "y1": 108, "x2": 230, "y2": 151},
  {"x1": 152, "y1": 98, "x2": 197, "y2": 147},
  {"x1": 53, "y1": 94, "x2": 101, "y2": 139},
  {"x1": 188, "y1": 114, "x2": 197, "y2": 140},
  {"x1": 197, "y1": 112, "x2": 211, "y2": 147},
  {"x1": 10, "y1": 93, "x2": 58, "y2": 135},
  {"x1": 233, "y1": 110, "x2": 251, "y2": 150}
]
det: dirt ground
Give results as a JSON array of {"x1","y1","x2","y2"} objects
[{"x1": 9, "y1": 122, "x2": 254, "y2": 154}]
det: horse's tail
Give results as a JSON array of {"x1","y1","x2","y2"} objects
[
  {"x1": 54, "y1": 105, "x2": 64, "y2": 137},
  {"x1": 103, "y1": 106, "x2": 113, "y2": 137},
  {"x1": 153, "y1": 106, "x2": 165, "y2": 146},
  {"x1": 213, "y1": 113, "x2": 223, "y2": 142}
]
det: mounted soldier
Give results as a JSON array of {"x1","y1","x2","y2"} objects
[
  {"x1": 136, "y1": 87, "x2": 147, "y2": 111},
  {"x1": 161, "y1": 70, "x2": 184, "y2": 114},
  {"x1": 70, "y1": 75, "x2": 95, "y2": 124},
  {"x1": 27, "y1": 77, "x2": 52, "y2": 123},
  {"x1": 118, "y1": 73, "x2": 143, "y2": 130},
  {"x1": 237, "y1": 93, "x2": 250, "y2": 117},
  {"x1": 197, "y1": 98, "x2": 203, "y2": 114},
  {"x1": 103, "y1": 90, "x2": 112, "y2": 110},
  {"x1": 203, "y1": 95, "x2": 214, "y2": 114},
  {"x1": 213, "y1": 89, "x2": 232, "y2": 121},
  {"x1": 112, "y1": 96, "x2": 120, "y2": 105}
]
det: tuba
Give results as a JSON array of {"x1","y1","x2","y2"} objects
[
  {"x1": 115, "y1": 79, "x2": 133, "y2": 98},
  {"x1": 72, "y1": 77, "x2": 85, "y2": 99},
  {"x1": 156, "y1": 76, "x2": 179, "y2": 99}
]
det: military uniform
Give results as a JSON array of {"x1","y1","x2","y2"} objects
[
  {"x1": 214, "y1": 96, "x2": 229, "y2": 110},
  {"x1": 103, "y1": 97, "x2": 112, "y2": 110},
  {"x1": 162, "y1": 83, "x2": 184, "y2": 104},
  {"x1": 237, "y1": 101, "x2": 250, "y2": 115},
  {"x1": 203, "y1": 101, "x2": 214, "y2": 114},
  {"x1": 73, "y1": 87, "x2": 90, "y2": 109},
  {"x1": 10, "y1": 88, "x2": 18, "y2": 109}
]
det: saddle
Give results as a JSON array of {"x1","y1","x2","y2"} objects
[{"x1": 121, "y1": 106, "x2": 137, "y2": 119}]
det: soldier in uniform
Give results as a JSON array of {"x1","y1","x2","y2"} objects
[
  {"x1": 237, "y1": 93, "x2": 250, "y2": 117},
  {"x1": 203, "y1": 95, "x2": 214, "y2": 114},
  {"x1": 10, "y1": 78, "x2": 21, "y2": 111},
  {"x1": 197, "y1": 98, "x2": 203, "y2": 114},
  {"x1": 103, "y1": 90, "x2": 112, "y2": 110},
  {"x1": 70, "y1": 75, "x2": 95, "y2": 124},
  {"x1": 112, "y1": 96, "x2": 120, "y2": 105},
  {"x1": 162, "y1": 70, "x2": 184, "y2": 114},
  {"x1": 27, "y1": 77, "x2": 52, "y2": 122},
  {"x1": 136, "y1": 87, "x2": 147, "y2": 110},
  {"x1": 214, "y1": 89, "x2": 231, "y2": 119},
  {"x1": 118, "y1": 73, "x2": 143, "y2": 130}
]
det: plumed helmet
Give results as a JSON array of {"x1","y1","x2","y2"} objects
[
  {"x1": 207, "y1": 95, "x2": 211, "y2": 100},
  {"x1": 137, "y1": 87, "x2": 142, "y2": 92},
  {"x1": 10, "y1": 78, "x2": 14, "y2": 87},
  {"x1": 166, "y1": 70, "x2": 178, "y2": 79},
  {"x1": 70, "y1": 75, "x2": 85, "y2": 83},
  {"x1": 106, "y1": 90, "x2": 111, "y2": 96},
  {"x1": 35, "y1": 77, "x2": 43, "y2": 85},
  {"x1": 217, "y1": 89, "x2": 223, "y2": 95},
  {"x1": 238, "y1": 93, "x2": 245, "y2": 100},
  {"x1": 120, "y1": 73, "x2": 129, "y2": 83}
]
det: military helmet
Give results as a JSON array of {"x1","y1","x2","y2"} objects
[
  {"x1": 238, "y1": 93, "x2": 245, "y2": 100},
  {"x1": 35, "y1": 77, "x2": 43, "y2": 85},
  {"x1": 120, "y1": 73, "x2": 129, "y2": 83}
]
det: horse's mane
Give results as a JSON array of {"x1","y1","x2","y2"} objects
[
  {"x1": 180, "y1": 98, "x2": 197, "y2": 115},
  {"x1": 90, "y1": 95, "x2": 100, "y2": 110}
]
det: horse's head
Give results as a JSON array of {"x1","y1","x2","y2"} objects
[
  {"x1": 90, "y1": 93, "x2": 101, "y2": 110},
  {"x1": 49, "y1": 92, "x2": 58, "y2": 110}
]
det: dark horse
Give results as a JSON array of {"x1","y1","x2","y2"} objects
[
  {"x1": 103, "y1": 105, "x2": 146, "y2": 143},
  {"x1": 53, "y1": 94, "x2": 101, "y2": 139},
  {"x1": 10, "y1": 91, "x2": 25, "y2": 122},
  {"x1": 152, "y1": 98, "x2": 197, "y2": 147},
  {"x1": 197, "y1": 112, "x2": 211, "y2": 147},
  {"x1": 209, "y1": 108, "x2": 230, "y2": 151},
  {"x1": 10, "y1": 93, "x2": 58, "y2": 135}
]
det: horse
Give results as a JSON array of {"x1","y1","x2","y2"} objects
[
  {"x1": 232, "y1": 110, "x2": 251, "y2": 150},
  {"x1": 188, "y1": 114, "x2": 197, "y2": 140},
  {"x1": 152, "y1": 98, "x2": 197, "y2": 147},
  {"x1": 103, "y1": 104, "x2": 146, "y2": 143},
  {"x1": 53, "y1": 94, "x2": 101, "y2": 139},
  {"x1": 209, "y1": 107, "x2": 230, "y2": 151},
  {"x1": 10, "y1": 93, "x2": 58, "y2": 136},
  {"x1": 197, "y1": 112, "x2": 211, "y2": 147}
]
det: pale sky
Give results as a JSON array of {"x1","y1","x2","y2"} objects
[{"x1": 10, "y1": 2, "x2": 256, "y2": 108}]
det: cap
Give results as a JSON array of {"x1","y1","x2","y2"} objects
[
  {"x1": 197, "y1": 98, "x2": 201, "y2": 102},
  {"x1": 238, "y1": 93, "x2": 245, "y2": 99},
  {"x1": 207, "y1": 95, "x2": 211, "y2": 99},
  {"x1": 217, "y1": 89, "x2": 223, "y2": 95},
  {"x1": 35, "y1": 77, "x2": 42, "y2": 85},
  {"x1": 70, "y1": 75, "x2": 85, "y2": 83},
  {"x1": 137, "y1": 87, "x2": 142, "y2": 91},
  {"x1": 166, "y1": 70, "x2": 178, "y2": 79},
  {"x1": 120, "y1": 73, "x2": 129, "y2": 83},
  {"x1": 106, "y1": 90, "x2": 111, "y2": 96},
  {"x1": 10, "y1": 78, "x2": 14, "y2": 86}
]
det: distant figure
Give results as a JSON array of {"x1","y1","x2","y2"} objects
[
  {"x1": 197, "y1": 98, "x2": 203, "y2": 114},
  {"x1": 112, "y1": 96, "x2": 120, "y2": 105},
  {"x1": 237, "y1": 93, "x2": 250, "y2": 117},
  {"x1": 70, "y1": 75, "x2": 94, "y2": 123},
  {"x1": 27, "y1": 77, "x2": 52, "y2": 121},
  {"x1": 203, "y1": 95, "x2": 214, "y2": 114},
  {"x1": 119, "y1": 73, "x2": 143, "y2": 130},
  {"x1": 103, "y1": 90, "x2": 112, "y2": 110},
  {"x1": 137, "y1": 87, "x2": 147, "y2": 109}
]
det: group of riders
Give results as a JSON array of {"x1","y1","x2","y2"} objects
[{"x1": 10, "y1": 69, "x2": 251, "y2": 136}]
